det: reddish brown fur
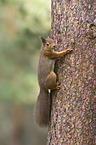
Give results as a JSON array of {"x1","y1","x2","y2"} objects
[{"x1": 34, "y1": 37, "x2": 72, "y2": 127}]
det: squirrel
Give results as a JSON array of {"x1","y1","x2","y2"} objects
[{"x1": 34, "y1": 36, "x2": 72, "y2": 127}]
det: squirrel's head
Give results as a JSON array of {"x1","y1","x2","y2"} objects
[{"x1": 40, "y1": 36, "x2": 55, "y2": 51}]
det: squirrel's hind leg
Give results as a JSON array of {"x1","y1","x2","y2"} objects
[{"x1": 44, "y1": 72, "x2": 59, "y2": 90}]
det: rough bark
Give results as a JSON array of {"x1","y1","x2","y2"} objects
[{"x1": 47, "y1": 0, "x2": 96, "y2": 144}]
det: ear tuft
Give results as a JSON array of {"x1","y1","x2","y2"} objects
[
  {"x1": 40, "y1": 36, "x2": 46, "y2": 43},
  {"x1": 47, "y1": 32, "x2": 51, "y2": 38}
]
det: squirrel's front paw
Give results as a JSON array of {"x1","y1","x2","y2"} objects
[{"x1": 67, "y1": 49, "x2": 73, "y2": 53}]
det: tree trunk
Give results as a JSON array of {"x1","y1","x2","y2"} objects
[{"x1": 47, "y1": 0, "x2": 95, "y2": 144}]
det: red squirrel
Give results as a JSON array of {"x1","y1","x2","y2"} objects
[{"x1": 34, "y1": 37, "x2": 72, "y2": 127}]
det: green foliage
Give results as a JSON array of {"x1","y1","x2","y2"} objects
[{"x1": 0, "y1": 0, "x2": 51, "y2": 103}]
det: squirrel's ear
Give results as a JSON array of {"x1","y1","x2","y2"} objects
[{"x1": 40, "y1": 36, "x2": 46, "y2": 44}]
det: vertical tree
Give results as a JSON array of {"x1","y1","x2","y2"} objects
[{"x1": 47, "y1": 0, "x2": 95, "y2": 144}]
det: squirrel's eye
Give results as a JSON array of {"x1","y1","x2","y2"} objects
[{"x1": 47, "y1": 43, "x2": 49, "y2": 46}]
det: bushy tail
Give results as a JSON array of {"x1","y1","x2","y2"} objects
[{"x1": 34, "y1": 88, "x2": 50, "y2": 127}]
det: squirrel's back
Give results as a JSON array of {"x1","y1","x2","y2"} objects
[{"x1": 38, "y1": 49, "x2": 54, "y2": 86}]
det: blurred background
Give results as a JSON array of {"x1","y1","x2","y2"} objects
[{"x1": 0, "y1": 0, "x2": 51, "y2": 145}]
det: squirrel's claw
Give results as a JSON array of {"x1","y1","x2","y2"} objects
[
  {"x1": 67, "y1": 49, "x2": 73, "y2": 53},
  {"x1": 55, "y1": 82, "x2": 60, "y2": 90}
]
